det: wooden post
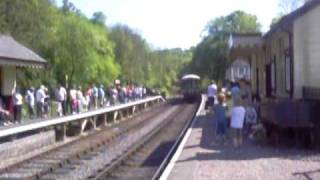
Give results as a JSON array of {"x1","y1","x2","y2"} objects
[
  {"x1": 81, "y1": 119, "x2": 88, "y2": 134},
  {"x1": 104, "y1": 113, "x2": 108, "y2": 126}
]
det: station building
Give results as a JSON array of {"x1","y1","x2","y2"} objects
[
  {"x1": 0, "y1": 35, "x2": 47, "y2": 107},
  {"x1": 228, "y1": 0, "x2": 320, "y2": 101},
  {"x1": 227, "y1": 33, "x2": 264, "y2": 97}
]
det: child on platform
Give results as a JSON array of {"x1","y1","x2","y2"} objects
[{"x1": 230, "y1": 97, "x2": 246, "y2": 148}]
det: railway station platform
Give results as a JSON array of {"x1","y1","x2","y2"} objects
[{"x1": 160, "y1": 96, "x2": 320, "y2": 180}]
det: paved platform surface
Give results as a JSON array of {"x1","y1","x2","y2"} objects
[{"x1": 166, "y1": 106, "x2": 320, "y2": 180}]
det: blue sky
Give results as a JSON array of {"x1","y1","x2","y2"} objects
[{"x1": 57, "y1": 0, "x2": 281, "y2": 49}]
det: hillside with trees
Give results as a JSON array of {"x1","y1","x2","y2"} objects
[{"x1": 0, "y1": 0, "x2": 191, "y2": 95}]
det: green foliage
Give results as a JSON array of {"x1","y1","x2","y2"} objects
[
  {"x1": 110, "y1": 25, "x2": 191, "y2": 94},
  {"x1": 186, "y1": 10, "x2": 261, "y2": 85},
  {"x1": 0, "y1": 0, "x2": 188, "y2": 95},
  {"x1": 52, "y1": 14, "x2": 119, "y2": 87},
  {"x1": 91, "y1": 11, "x2": 107, "y2": 26},
  {"x1": 206, "y1": 10, "x2": 261, "y2": 36},
  {"x1": 0, "y1": 0, "x2": 119, "y2": 89}
]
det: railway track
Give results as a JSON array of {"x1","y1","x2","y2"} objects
[
  {"x1": 89, "y1": 102, "x2": 198, "y2": 180},
  {"x1": 0, "y1": 102, "x2": 166, "y2": 179},
  {"x1": 0, "y1": 99, "x2": 198, "y2": 179}
]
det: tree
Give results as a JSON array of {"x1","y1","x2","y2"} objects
[
  {"x1": 187, "y1": 10, "x2": 261, "y2": 85},
  {"x1": 53, "y1": 14, "x2": 119, "y2": 87},
  {"x1": 271, "y1": 0, "x2": 310, "y2": 27},
  {"x1": 278, "y1": 0, "x2": 310, "y2": 15},
  {"x1": 110, "y1": 25, "x2": 149, "y2": 83},
  {"x1": 206, "y1": 10, "x2": 261, "y2": 37},
  {"x1": 91, "y1": 11, "x2": 107, "y2": 26},
  {"x1": 110, "y1": 24, "x2": 192, "y2": 94},
  {"x1": 0, "y1": 1, "x2": 189, "y2": 95},
  {"x1": 0, "y1": 0, "x2": 60, "y2": 87}
]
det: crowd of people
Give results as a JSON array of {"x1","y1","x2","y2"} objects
[
  {"x1": 0, "y1": 80, "x2": 148, "y2": 126},
  {"x1": 207, "y1": 79, "x2": 259, "y2": 148}
]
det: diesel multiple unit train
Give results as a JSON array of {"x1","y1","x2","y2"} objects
[{"x1": 180, "y1": 74, "x2": 201, "y2": 102}]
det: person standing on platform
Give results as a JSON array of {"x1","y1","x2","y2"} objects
[
  {"x1": 58, "y1": 84, "x2": 67, "y2": 115},
  {"x1": 212, "y1": 93, "x2": 228, "y2": 145},
  {"x1": 85, "y1": 86, "x2": 93, "y2": 110},
  {"x1": 98, "y1": 85, "x2": 105, "y2": 107},
  {"x1": 54, "y1": 86, "x2": 63, "y2": 117},
  {"x1": 36, "y1": 85, "x2": 46, "y2": 118},
  {"x1": 230, "y1": 81, "x2": 240, "y2": 103},
  {"x1": 92, "y1": 84, "x2": 98, "y2": 109},
  {"x1": 13, "y1": 89, "x2": 23, "y2": 123},
  {"x1": 207, "y1": 80, "x2": 217, "y2": 109},
  {"x1": 240, "y1": 79, "x2": 252, "y2": 106},
  {"x1": 43, "y1": 87, "x2": 50, "y2": 118},
  {"x1": 25, "y1": 87, "x2": 35, "y2": 119},
  {"x1": 76, "y1": 86, "x2": 85, "y2": 112},
  {"x1": 0, "y1": 96, "x2": 10, "y2": 125},
  {"x1": 69, "y1": 85, "x2": 77, "y2": 114},
  {"x1": 245, "y1": 104, "x2": 258, "y2": 138},
  {"x1": 230, "y1": 98, "x2": 246, "y2": 148}
]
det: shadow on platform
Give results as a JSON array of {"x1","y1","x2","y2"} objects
[{"x1": 178, "y1": 113, "x2": 319, "y2": 163}]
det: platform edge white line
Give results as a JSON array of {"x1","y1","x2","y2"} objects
[{"x1": 159, "y1": 94, "x2": 205, "y2": 180}]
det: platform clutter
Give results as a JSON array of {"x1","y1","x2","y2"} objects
[
  {"x1": 163, "y1": 94, "x2": 320, "y2": 180},
  {"x1": 0, "y1": 79, "x2": 150, "y2": 126},
  {"x1": 208, "y1": 79, "x2": 257, "y2": 148}
]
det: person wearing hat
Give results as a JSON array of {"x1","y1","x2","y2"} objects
[{"x1": 25, "y1": 87, "x2": 35, "y2": 119}]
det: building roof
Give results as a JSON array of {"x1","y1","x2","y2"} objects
[
  {"x1": 0, "y1": 35, "x2": 47, "y2": 68},
  {"x1": 228, "y1": 33, "x2": 263, "y2": 49},
  {"x1": 264, "y1": 0, "x2": 320, "y2": 38}
]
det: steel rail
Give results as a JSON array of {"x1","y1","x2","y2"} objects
[
  {"x1": 89, "y1": 104, "x2": 187, "y2": 180},
  {"x1": 90, "y1": 117, "x2": 172, "y2": 180},
  {"x1": 0, "y1": 102, "x2": 168, "y2": 178},
  {"x1": 157, "y1": 95, "x2": 205, "y2": 180}
]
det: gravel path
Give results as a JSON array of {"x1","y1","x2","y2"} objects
[{"x1": 167, "y1": 109, "x2": 320, "y2": 180}]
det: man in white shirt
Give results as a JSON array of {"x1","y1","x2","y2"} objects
[
  {"x1": 69, "y1": 86, "x2": 78, "y2": 113},
  {"x1": 36, "y1": 85, "x2": 46, "y2": 118},
  {"x1": 13, "y1": 89, "x2": 23, "y2": 123},
  {"x1": 25, "y1": 87, "x2": 35, "y2": 119},
  {"x1": 207, "y1": 80, "x2": 217, "y2": 108},
  {"x1": 58, "y1": 85, "x2": 67, "y2": 115}
]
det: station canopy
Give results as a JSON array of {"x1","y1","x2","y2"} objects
[{"x1": 0, "y1": 35, "x2": 47, "y2": 69}]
